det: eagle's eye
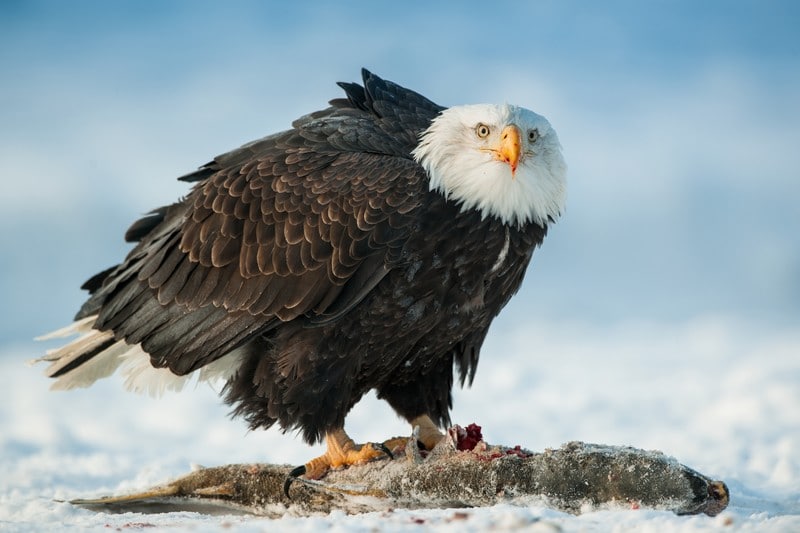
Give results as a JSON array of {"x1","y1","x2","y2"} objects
[
  {"x1": 528, "y1": 129, "x2": 540, "y2": 143},
  {"x1": 475, "y1": 123, "x2": 491, "y2": 139}
]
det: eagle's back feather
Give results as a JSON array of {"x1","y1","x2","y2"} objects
[{"x1": 74, "y1": 71, "x2": 441, "y2": 378}]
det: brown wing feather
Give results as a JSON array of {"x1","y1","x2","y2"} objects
[
  {"x1": 91, "y1": 135, "x2": 427, "y2": 375},
  {"x1": 168, "y1": 143, "x2": 420, "y2": 315},
  {"x1": 80, "y1": 70, "x2": 442, "y2": 375}
]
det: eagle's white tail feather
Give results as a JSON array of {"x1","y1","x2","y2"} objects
[
  {"x1": 117, "y1": 346, "x2": 246, "y2": 397},
  {"x1": 35, "y1": 316, "x2": 248, "y2": 397},
  {"x1": 34, "y1": 315, "x2": 97, "y2": 342},
  {"x1": 118, "y1": 345, "x2": 191, "y2": 396},
  {"x1": 40, "y1": 329, "x2": 116, "y2": 379},
  {"x1": 49, "y1": 338, "x2": 127, "y2": 391},
  {"x1": 198, "y1": 346, "x2": 247, "y2": 383}
]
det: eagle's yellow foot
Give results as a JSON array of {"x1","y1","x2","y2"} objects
[
  {"x1": 305, "y1": 432, "x2": 392, "y2": 479},
  {"x1": 284, "y1": 428, "x2": 393, "y2": 498}
]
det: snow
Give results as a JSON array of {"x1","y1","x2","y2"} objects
[{"x1": 1, "y1": 317, "x2": 798, "y2": 531}]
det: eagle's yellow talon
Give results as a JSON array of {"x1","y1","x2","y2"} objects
[{"x1": 300, "y1": 428, "x2": 393, "y2": 481}]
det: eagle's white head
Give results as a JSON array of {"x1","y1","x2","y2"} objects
[{"x1": 412, "y1": 103, "x2": 566, "y2": 227}]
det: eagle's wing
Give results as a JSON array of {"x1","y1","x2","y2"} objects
[{"x1": 77, "y1": 71, "x2": 442, "y2": 376}]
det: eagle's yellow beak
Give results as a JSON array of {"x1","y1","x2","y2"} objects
[{"x1": 496, "y1": 124, "x2": 521, "y2": 176}]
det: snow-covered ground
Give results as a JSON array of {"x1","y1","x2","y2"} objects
[{"x1": 1, "y1": 316, "x2": 798, "y2": 531}]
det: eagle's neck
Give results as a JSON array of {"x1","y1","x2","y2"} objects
[{"x1": 424, "y1": 192, "x2": 548, "y2": 266}]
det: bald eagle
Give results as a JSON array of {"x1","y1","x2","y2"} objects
[{"x1": 38, "y1": 69, "x2": 566, "y2": 483}]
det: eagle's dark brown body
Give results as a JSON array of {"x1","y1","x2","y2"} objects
[
  {"x1": 58, "y1": 70, "x2": 551, "y2": 444},
  {"x1": 227, "y1": 200, "x2": 545, "y2": 442}
]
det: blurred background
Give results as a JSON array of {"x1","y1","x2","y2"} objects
[
  {"x1": 2, "y1": 1, "x2": 798, "y2": 352},
  {"x1": 1, "y1": 3, "x2": 799, "y2": 513},
  {"x1": 2, "y1": 1, "x2": 799, "y2": 347}
]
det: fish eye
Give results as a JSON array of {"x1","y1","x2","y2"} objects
[
  {"x1": 475, "y1": 123, "x2": 491, "y2": 139},
  {"x1": 528, "y1": 129, "x2": 540, "y2": 143}
]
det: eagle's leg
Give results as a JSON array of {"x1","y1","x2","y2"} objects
[
  {"x1": 301, "y1": 428, "x2": 393, "y2": 480},
  {"x1": 283, "y1": 419, "x2": 442, "y2": 497},
  {"x1": 383, "y1": 414, "x2": 445, "y2": 454},
  {"x1": 283, "y1": 428, "x2": 392, "y2": 497}
]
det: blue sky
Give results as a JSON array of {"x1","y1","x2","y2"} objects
[{"x1": 1, "y1": 1, "x2": 799, "y2": 348}]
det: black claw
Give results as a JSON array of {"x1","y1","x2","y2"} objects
[
  {"x1": 372, "y1": 442, "x2": 394, "y2": 460},
  {"x1": 283, "y1": 465, "x2": 306, "y2": 499}
]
